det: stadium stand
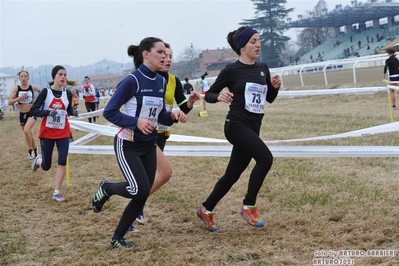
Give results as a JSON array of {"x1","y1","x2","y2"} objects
[{"x1": 282, "y1": 1, "x2": 399, "y2": 64}]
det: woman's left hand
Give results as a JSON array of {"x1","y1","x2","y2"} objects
[
  {"x1": 171, "y1": 110, "x2": 187, "y2": 123},
  {"x1": 187, "y1": 92, "x2": 201, "y2": 108},
  {"x1": 271, "y1": 74, "x2": 281, "y2": 90},
  {"x1": 189, "y1": 91, "x2": 201, "y2": 102}
]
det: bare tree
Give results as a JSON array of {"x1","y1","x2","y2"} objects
[
  {"x1": 282, "y1": 39, "x2": 299, "y2": 65},
  {"x1": 174, "y1": 45, "x2": 202, "y2": 79},
  {"x1": 294, "y1": 0, "x2": 335, "y2": 61}
]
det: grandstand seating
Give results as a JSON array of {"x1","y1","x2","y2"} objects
[{"x1": 298, "y1": 26, "x2": 399, "y2": 65}]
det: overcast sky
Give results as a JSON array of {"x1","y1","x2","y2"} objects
[{"x1": 1, "y1": 0, "x2": 350, "y2": 68}]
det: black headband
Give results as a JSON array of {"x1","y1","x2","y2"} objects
[
  {"x1": 233, "y1": 27, "x2": 258, "y2": 50},
  {"x1": 51, "y1": 65, "x2": 65, "y2": 79}
]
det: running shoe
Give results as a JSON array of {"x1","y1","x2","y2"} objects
[
  {"x1": 28, "y1": 150, "x2": 35, "y2": 159},
  {"x1": 92, "y1": 180, "x2": 110, "y2": 213},
  {"x1": 392, "y1": 105, "x2": 397, "y2": 110},
  {"x1": 110, "y1": 238, "x2": 135, "y2": 249},
  {"x1": 52, "y1": 193, "x2": 65, "y2": 202},
  {"x1": 135, "y1": 211, "x2": 145, "y2": 225},
  {"x1": 239, "y1": 205, "x2": 264, "y2": 227},
  {"x1": 31, "y1": 154, "x2": 42, "y2": 171},
  {"x1": 196, "y1": 206, "x2": 219, "y2": 232},
  {"x1": 127, "y1": 225, "x2": 140, "y2": 233}
]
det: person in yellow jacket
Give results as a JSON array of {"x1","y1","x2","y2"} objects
[{"x1": 129, "y1": 42, "x2": 201, "y2": 232}]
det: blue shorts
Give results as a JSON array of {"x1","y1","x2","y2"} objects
[{"x1": 389, "y1": 75, "x2": 399, "y2": 82}]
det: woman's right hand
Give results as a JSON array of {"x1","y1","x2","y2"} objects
[
  {"x1": 217, "y1": 91, "x2": 234, "y2": 103},
  {"x1": 20, "y1": 92, "x2": 28, "y2": 100},
  {"x1": 137, "y1": 118, "x2": 155, "y2": 135}
]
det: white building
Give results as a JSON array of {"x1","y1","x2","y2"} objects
[{"x1": 0, "y1": 72, "x2": 18, "y2": 99}]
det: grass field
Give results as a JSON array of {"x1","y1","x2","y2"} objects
[{"x1": 0, "y1": 67, "x2": 398, "y2": 265}]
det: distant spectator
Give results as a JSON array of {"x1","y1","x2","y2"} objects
[
  {"x1": 383, "y1": 47, "x2": 399, "y2": 110},
  {"x1": 0, "y1": 97, "x2": 7, "y2": 109},
  {"x1": 183, "y1": 77, "x2": 194, "y2": 95},
  {"x1": 95, "y1": 87, "x2": 100, "y2": 112},
  {"x1": 199, "y1": 72, "x2": 209, "y2": 110},
  {"x1": 110, "y1": 88, "x2": 116, "y2": 96},
  {"x1": 358, "y1": 40, "x2": 361, "y2": 49}
]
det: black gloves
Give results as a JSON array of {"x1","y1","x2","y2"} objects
[
  {"x1": 48, "y1": 109, "x2": 57, "y2": 117},
  {"x1": 72, "y1": 109, "x2": 79, "y2": 117}
]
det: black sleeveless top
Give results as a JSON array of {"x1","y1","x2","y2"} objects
[{"x1": 17, "y1": 85, "x2": 34, "y2": 104}]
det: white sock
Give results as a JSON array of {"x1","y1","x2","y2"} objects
[{"x1": 54, "y1": 190, "x2": 60, "y2": 195}]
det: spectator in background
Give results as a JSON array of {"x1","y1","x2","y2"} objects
[
  {"x1": 101, "y1": 89, "x2": 106, "y2": 104},
  {"x1": 109, "y1": 88, "x2": 116, "y2": 97},
  {"x1": 95, "y1": 87, "x2": 101, "y2": 119},
  {"x1": 66, "y1": 85, "x2": 80, "y2": 142},
  {"x1": 0, "y1": 97, "x2": 6, "y2": 109},
  {"x1": 199, "y1": 72, "x2": 209, "y2": 110},
  {"x1": 383, "y1": 47, "x2": 399, "y2": 110},
  {"x1": 183, "y1": 77, "x2": 194, "y2": 95}
]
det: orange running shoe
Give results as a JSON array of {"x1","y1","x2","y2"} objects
[
  {"x1": 196, "y1": 206, "x2": 219, "y2": 232},
  {"x1": 240, "y1": 205, "x2": 264, "y2": 227}
]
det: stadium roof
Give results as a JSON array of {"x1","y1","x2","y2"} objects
[{"x1": 283, "y1": 2, "x2": 399, "y2": 28}]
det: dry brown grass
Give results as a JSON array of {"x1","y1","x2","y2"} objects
[{"x1": 1, "y1": 68, "x2": 399, "y2": 265}]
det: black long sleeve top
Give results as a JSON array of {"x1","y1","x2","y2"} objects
[{"x1": 205, "y1": 60, "x2": 279, "y2": 126}]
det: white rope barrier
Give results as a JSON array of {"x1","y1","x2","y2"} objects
[
  {"x1": 69, "y1": 108, "x2": 104, "y2": 120},
  {"x1": 266, "y1": 122, "x2": 399, "y2": 143},
  {"x1": 69, "y1": 120, "x2": 398, "y2": 144},
  {"x1": 68, "y1": 86, "x2": 398, "y2": 157},
  {"x1": 68, "y1": 145, "x2": 399, "y2": 157},
  {"x1": 278, "y1": 87, "x2": 387, "y2": 97}
]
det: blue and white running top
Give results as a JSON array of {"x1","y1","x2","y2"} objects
[{"x1": 103, "y1": 64, "x2": 174, "y2": 142}]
